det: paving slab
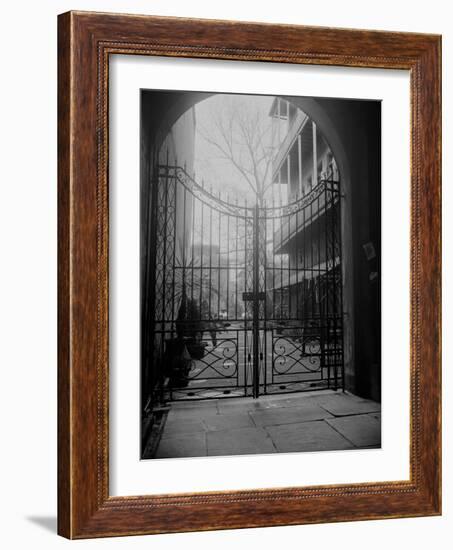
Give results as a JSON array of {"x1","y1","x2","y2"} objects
[
  {"x1": 248, "y1": 391, "x2": 336, "y2": 411},
  {"x1": 250, "y1": 403, "x2": 332, "y2": 427},
  {"x1": 161, "y1": 418, "x2": 206, "y2": 438},
  {"x1": 154, "y1": 432, "x2": 207, "y2": 458},
  {"x1": 259, "y1": 397, "x2": 323, "y2": 410},
  {"x1": 167, "y1": 406, "x2": 217, "y2": 422},
  {"x1": 217, "y1": 398, "x2": 267, "y2": 414},
  {"x1": 170, "y1": 400, "x2": 219, "y2": 412},
  {"x1": 266, "y1": 420, "x2": 355, "y2": 453},
  {"x1": 325, "y1": 414, "x2": 381, "y2": 447},
  {"x1": 318, "y1": 394, "x2": 381, "y2": 416},
  {"x1": 202, "y1": 412, "x2": 254, "y2": 431},
  {"x1": 207, "y1": 427, "x2": 276, "y2": 456}
]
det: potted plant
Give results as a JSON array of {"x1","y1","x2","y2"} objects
[{"x1": 165, "y1": 240, "x2": 221, "y2": 385}]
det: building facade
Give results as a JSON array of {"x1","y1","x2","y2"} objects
[{"x1": 269, "y1": 98, "x2": 341, "y2": 325}]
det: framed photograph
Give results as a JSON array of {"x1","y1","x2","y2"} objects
[{"x1": 58, "y1": 11, "x2": 441, "y2": 539}]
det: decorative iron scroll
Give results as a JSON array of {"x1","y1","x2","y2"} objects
[
  {"x1": 158, "y1": 165, "x2": 254, "y2": 218},
  {"x1": 272, "y1": 334, "x2": 322, "y2": 375},
  {"x1": 187, "y1": 335, "x2": 239, "y2": 380},
  {"x1": 158, "y1": 164, "x2": 340, "y2": 220},
  {"x1": 261, "y1": 179, "x2": 340, "y2": 219}
]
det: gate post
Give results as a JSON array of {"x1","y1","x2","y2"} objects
[{"x1": 252, "y1": 202, "x2": 260, "y2": 398}]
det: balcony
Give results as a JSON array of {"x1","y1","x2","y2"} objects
[
  {"x1": 269, "y1": 256, "x2": 340, "y2": 291},
  {"x1": 273, "y1": 180, "x2": 340, "y2": 255},
  {"x1": 272, "y1": 109, "x2": 308, "y2": 180}
]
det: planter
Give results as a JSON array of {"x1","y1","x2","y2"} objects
[
  {"x1": 186, "y1": 340, "x2": 207, "y2": 360},
  {"x1": 164, "y1": 337, "x2": 192, "y2": 387}
]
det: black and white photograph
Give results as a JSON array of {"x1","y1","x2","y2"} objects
[{"x1": 140, "y1": 90, "x2": 381, "y2": 459}]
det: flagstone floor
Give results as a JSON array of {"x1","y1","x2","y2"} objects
[{"x1": 152, "y1": 390, "x2": 381, "y2": 459}]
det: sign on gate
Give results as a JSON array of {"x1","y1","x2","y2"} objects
[{"x1": 242, "y1": 292, "x2": 266, "y2": 302}]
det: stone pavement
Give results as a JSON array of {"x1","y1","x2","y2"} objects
[{"x1": 153, "y1": 390, "x2": 381, "y2": 459}]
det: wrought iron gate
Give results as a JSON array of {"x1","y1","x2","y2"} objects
[{"x1": 147, "y1": 164, "x2": 344, "y2": 402}]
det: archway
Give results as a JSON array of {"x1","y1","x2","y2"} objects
[{"x1": 141, "y1": 91, "x2": 380, "y2": 422}]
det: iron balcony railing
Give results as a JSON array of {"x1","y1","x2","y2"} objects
[
  {"x1": 271, "y1": 109, "x2": 309, "y2": 180},
  {"x1": 272, "y1": 179, "x2": 340, "y2": 254}
]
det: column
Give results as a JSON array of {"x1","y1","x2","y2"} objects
[
  {"x1": 312, "y1": 121, "x2": 317, "y2": 188},
  {"x1": 298, "y1": 133, "x2": 303, "y2": 195},
  {"x1": 287, "y1": 153, "x2": 291, "y2": 202}
]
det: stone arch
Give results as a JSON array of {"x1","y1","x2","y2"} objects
[{"x1": 141, "y1": 90, "x2": 380, "y2": 400}]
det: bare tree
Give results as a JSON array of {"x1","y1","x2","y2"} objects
[{"x1": 197, "y1": 96, "x2": 275, "y2": 205}]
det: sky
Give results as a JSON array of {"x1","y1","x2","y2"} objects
[{"x1": 193, "y1": 93, "x2": 281, "y2": 205}]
